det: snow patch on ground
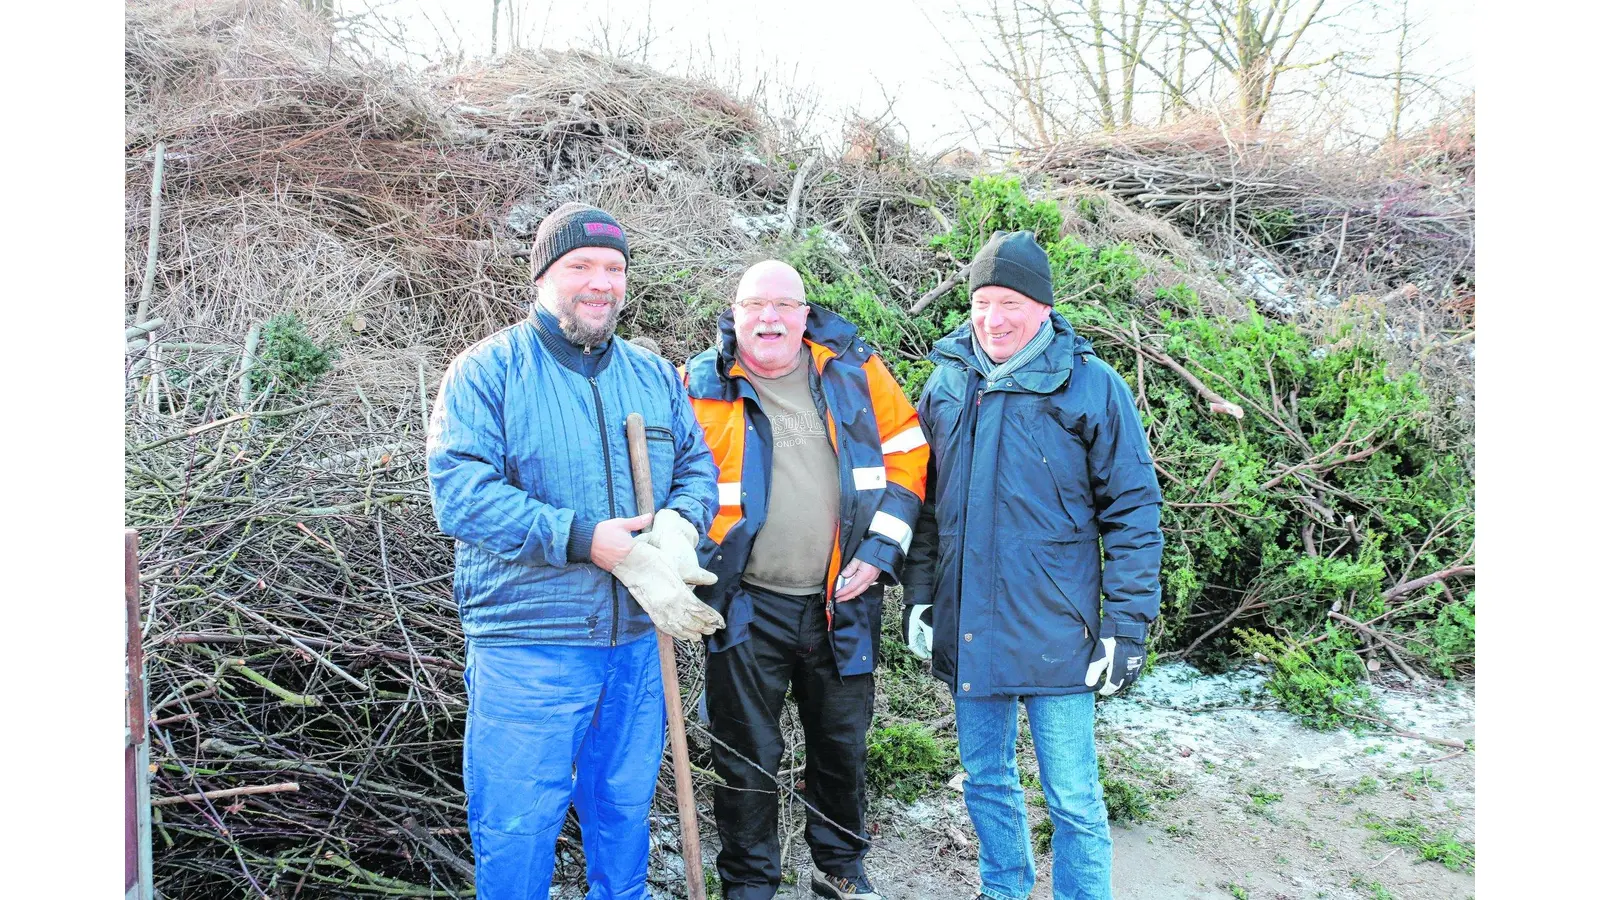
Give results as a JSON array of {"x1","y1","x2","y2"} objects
[
  {"x1": 1101, "y1": 662, "x2": 1474, "y2": 782},
  {"x1": 1219, "y1": 255, "x2": 1340, "y2": 317}
]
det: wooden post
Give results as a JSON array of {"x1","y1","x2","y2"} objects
[
  {"x1": 126, "y1": 530, "x2": 154, "y2": 900},
  {"x1": 624, "y1": 414, "x2": 707, "y2": 900}
]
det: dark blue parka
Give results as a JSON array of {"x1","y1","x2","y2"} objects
[{"x1": 902, "y1": 311, "x2": 1163, "y2": 698}]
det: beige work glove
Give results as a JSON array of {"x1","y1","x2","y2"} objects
[
  {"x1": 611, "y1": 538, "x2": 725, "y2": 641},
  {"x1": 643, "y1": 507, "x2": 717, "y2": 587}
]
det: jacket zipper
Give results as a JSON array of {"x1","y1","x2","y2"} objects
[
  {"x1": 955, "y1": 373, "x2": 984, "y2": 688},
  {"x1": 589, "y1": 374, "x2": 620, "y2": 647},
  {"x1": 813, "y1": 363, "x2": 841, "y2": 632}
]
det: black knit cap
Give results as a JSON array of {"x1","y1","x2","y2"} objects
[
  {"x1": 528, "y1": 202, "x2": 631, "y2": 281},
  {"x1": 968, "y1": 230, "x2": 1053, "y2": 305}
]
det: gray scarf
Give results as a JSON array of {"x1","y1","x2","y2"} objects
[{"x1": 972, "y1": 319, "x2": 1055, "y2": 382}]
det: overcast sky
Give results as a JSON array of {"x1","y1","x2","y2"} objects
[{"x1": 348, "y1": 0, "x2": 1474, "y2": 151}]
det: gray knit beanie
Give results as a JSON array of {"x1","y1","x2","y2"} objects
[
  {"x1": 528, "y1": 203, "x2": 631, "y2": 281},
  {"x1": 968, "y1": 230, "x2": 1053, "y2": 305}
]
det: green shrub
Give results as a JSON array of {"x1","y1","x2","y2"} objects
[
  {"x1": 1248, "y1": 207, "x2": 1298, "y2": 245},
  {"x1": 1237, "y1": 630, "x2": 1372, "y2": 730},
  {"x1": 929, "y1": 175, "x2": 1063, "y2": 261},
  {"x1": 251, "y1": 312, "x2": 334, "y2": 396},
  {"x1": 1101, "y1": 757, "x2": 1155, "y2": 824},
  {"x1": 1407, "y1": 590, "x2": 1475, "y2": 679},
  {"x1": 865, "y1": 722, "x2": 953, "y2": 803}
]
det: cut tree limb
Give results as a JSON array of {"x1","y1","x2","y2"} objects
[
  {"x1": 203, "y1": 739, "x2": 466, "y2": 812},
  {"x1": 1135, "y1": 344, "x2": 1243, "y2": 418},
  {"x1": 417, "y1": 357, "x2": 430, "y2": 436},
  {"x1": 126, "y1": 318, "x2": 165, "y2": 341},
  {"x1": 132, "y1": 399, "x2": 330, "y2": 452},
  {"x1": 1341, "y1": 711, "x2": 1468, "y2": 750},
  {"x1": 1260, "y1": 443, "x2": 1381, "y2": 491},
  {"x1": 239, "y1": 323, "x2": 260, "y2": 407},
  {"x1": 151, "y1": 782, "x2": 299, "y2": 808},
  {"x1": 782, "y1": 153, "x2": 819, "y2": 238},
  {"x1": 226, "y1": 600, "x2": 368, "y2": 690},
  {"x1": 1076, "y1": 322, "x2": 1245, "y2": 419},
  {"x1": 1328, "y1": 611, "x2": 1423, "y2": 682},
  {"x1": 1382, "y1": 565, "x2": 1475, "y2": 601},
  {"x1": 135, "y1": 141, "x2": 166, "y2": 324},
  {"x1": 168, "y1": 632, "x2": 463, "y2": 672},
  {"x1": 402, "y1": 816, "x2": 476, "y2": 881},
  {"x1": 909, "y1": 262, "x2": 973, "y2": 314}
]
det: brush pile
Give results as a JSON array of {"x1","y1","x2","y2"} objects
[
  {"x1": 1022, "y1": 120, "x2": 1476, "y2": 416},
  {"x1": 125, "y1": 2, "x2": 1473, "y2": 897}
]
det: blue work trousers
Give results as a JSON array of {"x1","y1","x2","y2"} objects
[{"x1": 463, "y1": 634, "x2": 665, "y2": 899}]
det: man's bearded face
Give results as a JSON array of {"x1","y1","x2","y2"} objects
[{"x1": 537, "y1": 248, "x2": 628, "y2": 347}]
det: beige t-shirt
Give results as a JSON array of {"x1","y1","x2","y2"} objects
[{"x1": 742, "y1": 352, "x2": 840, "y2": 595}]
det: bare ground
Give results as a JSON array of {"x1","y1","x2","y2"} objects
[{"x1": 745, "y1": 664, "x2": 1475, "y2": 900}]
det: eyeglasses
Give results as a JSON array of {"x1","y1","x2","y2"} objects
[{"x1": 734, "y1": 298, "x2": 807, "y2": 314}]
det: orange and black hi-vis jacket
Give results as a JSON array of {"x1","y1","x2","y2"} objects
[{"x1": 682, "y1": 304, "x2": 930, "y2": 677}]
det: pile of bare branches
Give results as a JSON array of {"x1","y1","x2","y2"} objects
[
  {"x1": 1020, "y1": 117, "x2": 1476, "y2": 428},
  {"x1": 128, "y1": 386, "x2": 743, "y2": 896},
  {"x1": 1023, "y1": 120, "x2": 1475, "y2": 303}
]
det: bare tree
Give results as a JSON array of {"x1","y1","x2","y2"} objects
[
  {"x1": 1315, "y1": 0, "x2": 1468, "y2": 145},
  {"x1": 945, "y1": 1, "x2": 1064, "y2": 144},
  {"x1": 1388, "y1": 0, "x2": 1407, "y2": 141},
  {"x1": 1158, "y1": 0, "x2": 1348, "y2": 127},
  {"x1": 1032, "y1": 0, "x2": 1173, "y2": 130},
  {"x1": 1158, "y1": 0, "x2": 1198, "y2": 120},
  {"x1": 949, "y1": 0, "x2": 1177, "y2": 141},
  {"x1": 491, "y1": 0, "x2": 500, "y2": 57}
]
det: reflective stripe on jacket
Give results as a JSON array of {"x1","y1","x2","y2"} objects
[
  {"x1": 902, "y1": 311, "x2": 1163, "y2": 697},
  {"x1": 683, "y1": 305, "x2": 929, "y2": 677}
]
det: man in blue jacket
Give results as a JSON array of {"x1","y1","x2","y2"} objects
[
  {"x1": 427, "y1": 203, "x2": 724, "y2": 899},
  {"x1": 902, "y1": 230, "x2": 1164, "y2": 900}
]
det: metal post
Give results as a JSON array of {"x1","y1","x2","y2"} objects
[{"x1": 126, "y1": 530, "x2": 154, "y2": 900}]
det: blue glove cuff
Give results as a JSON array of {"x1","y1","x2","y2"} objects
[{"x1": 1099, "y1": 618, "x2": 1149, "y2": 643}]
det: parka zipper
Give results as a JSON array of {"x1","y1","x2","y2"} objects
[
  {"x1": 954, "y1": 370, "x2": 984, "y2": 689},
  {"x1": 589, "y1": 373, "x2": 621, "y2": 647}
]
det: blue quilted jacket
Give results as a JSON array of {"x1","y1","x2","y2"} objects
[{"x1": 426, "y1": 312, "x2": 719, "y2": 645}]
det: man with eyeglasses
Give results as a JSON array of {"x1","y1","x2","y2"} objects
[{"x1": 681, "y1": 260, "x2": 929, "y2": 900}]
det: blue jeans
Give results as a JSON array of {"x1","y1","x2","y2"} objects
[
  {"x1": 463, "y1": 635, "x2": 665, "y2": 900},
  {"x1": 954, "y1": 692, "x2": 1111, "y2": 900}
]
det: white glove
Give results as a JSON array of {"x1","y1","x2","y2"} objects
[
  {"x1": 1084, "y1": 634, "x2": 1146, "y2": 697},
  {"x1": 612, "y1": 538, "x2": 725, "y2": 641},
  {"x1": 643, "y1": 508, "x2": 717, "y2": 587},
  {"x1": 904, "y1": 604, "x2": 934, "y2": 661}
]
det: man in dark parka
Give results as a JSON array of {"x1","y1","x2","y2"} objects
[{"x1": 902, "y1": 230, "x2": 1164, "y2": 900}]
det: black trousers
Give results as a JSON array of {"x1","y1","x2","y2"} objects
[{"x1": 706, "y1": 582, "x2": 875, "y2": 900}]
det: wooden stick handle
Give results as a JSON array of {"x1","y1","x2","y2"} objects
[
  {"x1": 625, "y1": 413, "x2": 654, "y2": 517},
  {"x1": 624, "y1": 413, "x2": 706, "y2": 900}
]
